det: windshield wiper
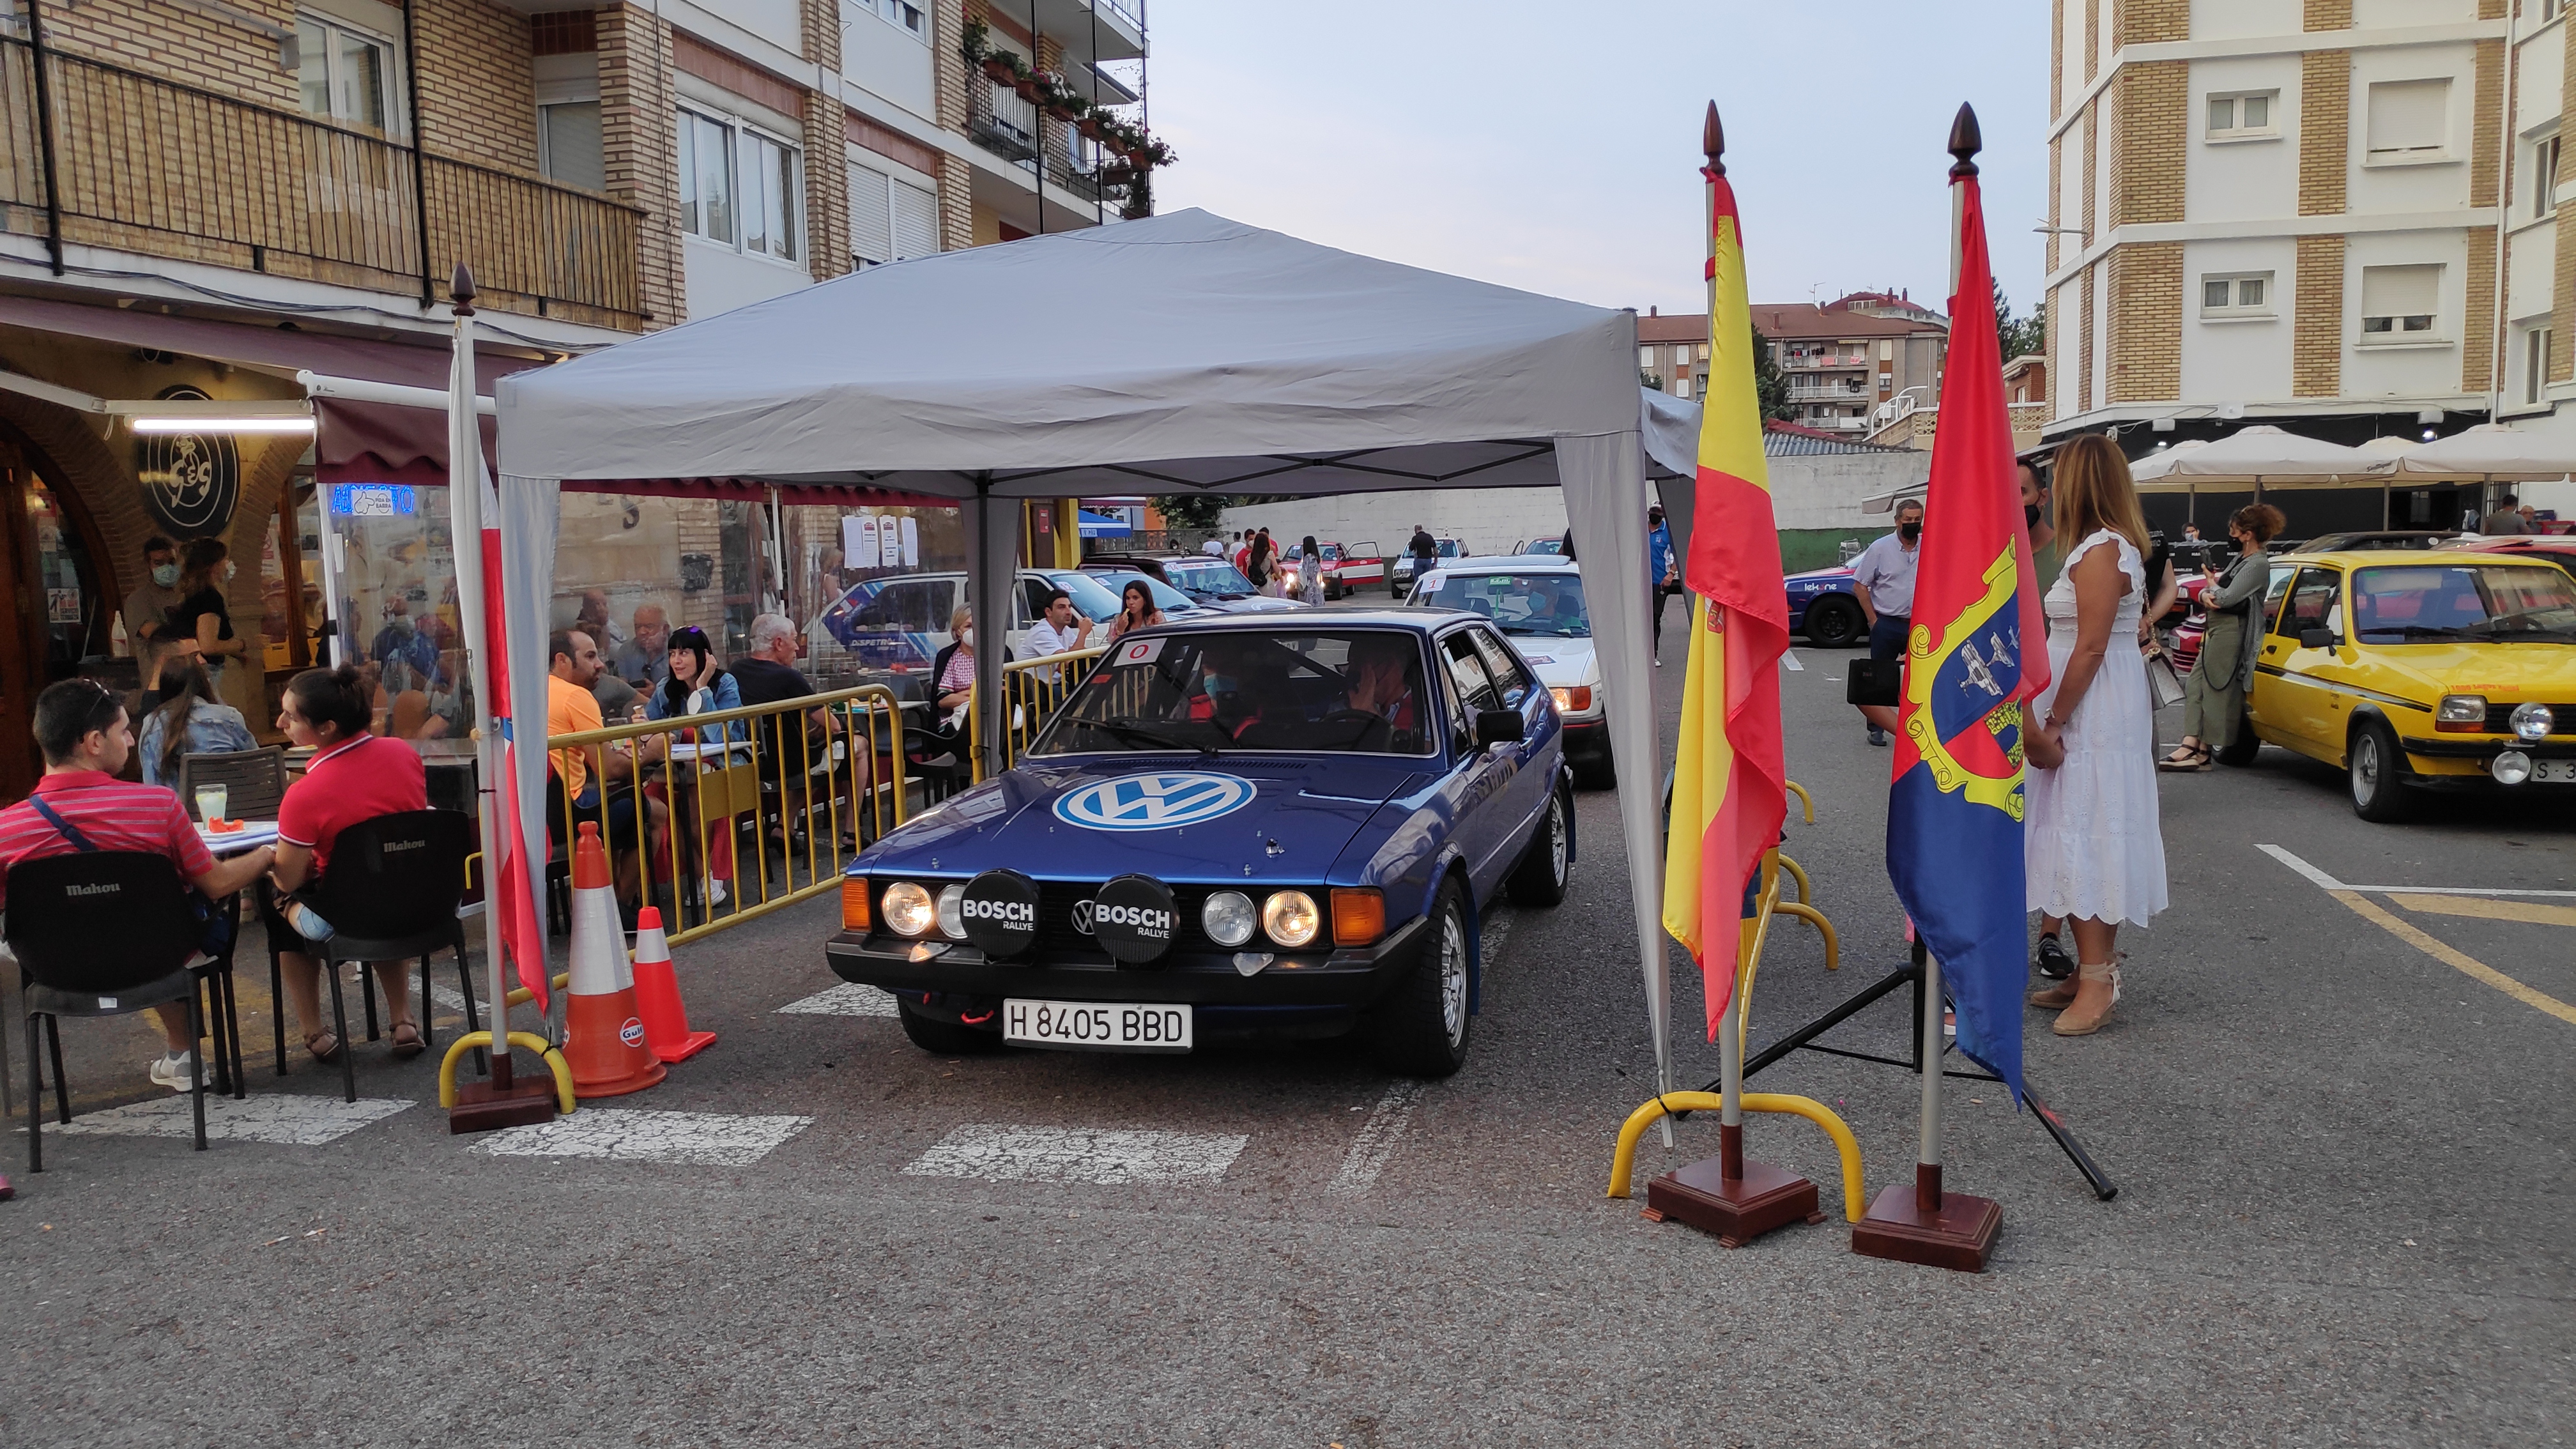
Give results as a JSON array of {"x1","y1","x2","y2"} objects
[{"x1": 1062, "y1": 717, "x2": 1218, "y2": 754}]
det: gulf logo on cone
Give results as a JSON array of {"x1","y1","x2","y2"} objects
[
  {"x1": 564, "y1": 822, "x2": 666, "y2": 1099},
  {"x1": 631, "y1": 906, "x2": 716, "y2": 1063}
]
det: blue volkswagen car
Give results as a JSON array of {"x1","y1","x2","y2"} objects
[
  {"x1": 826, "y1": 612, "x2": 1573, "y2": 1076},
  {"x1": 1784, "y1": 564, "x2": 1866, "y2": 648}
]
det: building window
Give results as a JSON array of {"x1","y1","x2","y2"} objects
[
  {"x1": 2199, "y1": 272, "x2": 2273, "y2": 319},
  {"x1": 2365, "y1": 79, "x2": 2450, "y2": 162},
  {"x1": 1673, "y1": 376, "x2": 1692, "y2": 400},
  {"x1": 295, "y1": 14, "x2": 398, "y2": 134},
  {"x1": 849, "y1": 161, "x2": 937, "y2": 268},
  {"x1": 2205, "y1": 90, "x2": 2278, "y2": 141},
  {"x1": 678, "y1": 107, "x2": 801, "y2": 262},
  {"x1": 539, "y1": 102, "x2": 604, "y2": 191},
  {"x1": 2536, "y1": 133, "x2": 2561, "y2": 218},
  {"x1": 2359, "y1": 264, "x2": 2442, "y2": 340},
  {"x1": 2526, "y1": 327, "x2": 2553, "y2": 406},
  {"x1": 1637, "y1": 346, "x2": 1654, "y2": 370},
  {"x1": 845, "y1": 0, "x2": 927, "y2": 39},
  {"x1": 1694, "y1": 342, "x2": 1710, "y2": 362}
]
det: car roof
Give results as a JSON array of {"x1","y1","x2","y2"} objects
[
  {"x1": 2293, "y1": 549, "x2": 2572, "y2": 569},
  {"x1": 1141, "y1": 609, "x2": 1453, "y2": 636},
  {"x1": 1422, "y1": 555, "x2": 1581, "y2": 574}
]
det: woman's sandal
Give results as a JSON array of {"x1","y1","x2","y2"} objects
[
  {"x1": 2157, "y1": 745, "x2": 2212, "y2": 772},
  {"x1": 304, "y1": 1031, "x2": 344, "y2": 1064},
  {"x1": 388, "y1": 1021, "x2": 425, "y2": 1061}
]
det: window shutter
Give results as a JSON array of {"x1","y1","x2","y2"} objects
[
  {"x1": 891, "y1": 180, "x2": 939, "y2": 259},
  {"x1": 850, "y1": 164, "x2": 893, "y2": 266},
  {"x1": 2360, "y1": 264, "x2": 2439, "y2": 318},
  {"x1": 2366, "y1": 80, "x2": 2448, "y2": 155}
]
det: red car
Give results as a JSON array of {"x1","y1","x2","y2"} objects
[
  {"x1": 1280, "y1": 540, "x2": 1385, "y2": 599},
  {"x1": 2453, "y1": 533, "x2": 2576, "y2": 586}
]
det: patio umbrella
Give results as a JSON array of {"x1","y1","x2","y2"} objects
[{"x1": 2397, "y1": 422, "x2": 2576, "y2": 481}]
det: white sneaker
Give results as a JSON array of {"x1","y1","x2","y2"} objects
[
  {"x1": 705, "y1": 879, "x2": 728, "y2": 907},
  {"x1": 148, "y1": 1051, "x2": 203, "y2": 1093}
]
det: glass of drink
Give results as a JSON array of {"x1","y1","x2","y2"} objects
[{"x1": 194, "y1": 784, "x2": 228, "y2": 825}]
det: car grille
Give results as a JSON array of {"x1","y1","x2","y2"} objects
[{"x1": 2483, "y1": 703, "x2": 2576, "y2": 736}]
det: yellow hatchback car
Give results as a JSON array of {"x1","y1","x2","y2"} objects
[{"x1": 2228, "y1": 550, "x2": 2576, "y2": 820}]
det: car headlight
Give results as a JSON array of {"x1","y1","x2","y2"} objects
[
  {"x1": 881, "y1": 881, "x2": 937, "y2": 937},
  {"x1": 1202, "y1": 889, "x2": 1257, "y2": 947},
  {"x1": 2510, "y1": 702, "x2": 2556, "y2": 743},
  {"x1": 1262, "y1": 889, "x2": 1321, "y2": 947},
  {"x1": 935, "y1": 884, "x2": 968, "y2": 940},
  {"x1": 1550, "y1": 686, "x2": 1594, "y2": 714},
  {"x1": 2436, "y1": 694, "x2": 2488, "y2": 733},
  {"x1": 2492, "y1": 749, "x2": 2534, "y2": 786}
]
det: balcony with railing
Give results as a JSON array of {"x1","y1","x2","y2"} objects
[
  {"x1": 0, "y1": 37, "x2": 648, "y2": 330},
  {"x1": 965, "y1": 76, "x2": 1135, "y2": 212}
]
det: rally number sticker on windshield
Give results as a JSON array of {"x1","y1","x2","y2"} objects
[{"x1": 1115, "y1": 636, "x2": 1165, "y2": 666}]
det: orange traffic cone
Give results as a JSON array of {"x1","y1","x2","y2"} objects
[
  {"x1": 563, "y1": 822, "x2": 666, "y2": 1099},
  {"x1": 631, "y1": 907, "x2": 716, "y2": 1064}
]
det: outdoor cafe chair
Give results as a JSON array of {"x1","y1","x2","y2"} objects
[
  {"x1": 7, "y1": 852, "x2": 214, "y2": 1169},
  {"x1": 270, "y1": 809, "x2": 482, "y2": 1104},
  {"x1": 176, "y1": 747, "x2": 289, "y2": 822}
]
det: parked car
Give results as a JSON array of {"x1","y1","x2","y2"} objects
[
  {"x1": 2280, "y1": 530, "x2": 2462, "y2": 555},
  {"x1": 827, "y1": 613, "x2": 1574, "y2": 1075},
  {"x1": 1407, "y1": 555, "x2": 1612, "y2": 788},
  {"x1": 1389, "y1": 537, "x2": 1463, "y2": 595},
  {"x1": 1784, "y1": 565, "x2": 1867, "y2": 648},
  {"x1": 1280, "y1": 541, "x2": 1386, "y2": 599},
  {"x1": 1082, "y1": 555, "x2": 1306, "y2": 614},
  {"x1": 2455, "y1": 533, "x2": 2576, "y2": 586},
  {"x1": 809, "y1": 569, "x2": 1142, "y2": 668},
  {"x1": 1510, "y1": 537, "x2": 1568, "y2": 557},
  {"x1": 2228, "y1": 549, "x2": 2576, "y2": 820}
]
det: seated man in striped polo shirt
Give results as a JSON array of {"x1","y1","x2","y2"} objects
[{"x1": 0, "y1": 679, "x2": 278, "y2": 1091}]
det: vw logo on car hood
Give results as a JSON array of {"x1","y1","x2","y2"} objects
[{"x1": 1052, "y1": 771, "x2": 1257, "y2": 832}]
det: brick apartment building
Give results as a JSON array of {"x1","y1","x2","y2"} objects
[
  {"x1": 1637, "y1": 289, "x2": 1951, "y2": 434},
  {"x1": 0, "y1": 0, "x2": 1150, "y2": 795}
]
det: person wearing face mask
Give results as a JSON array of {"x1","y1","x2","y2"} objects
[
  {"x1": 122, "y1": 535, "x2": 189, "y2": 690},
  {"x1": 172, "y1": 537, "x2": 248, "y2": 680},
  {"x1": 1849, "y1": 497, "x2": 1924, "y2": 746},
  {"x1": 369, "y1": 594, "x2": 441, "y2": 694}
]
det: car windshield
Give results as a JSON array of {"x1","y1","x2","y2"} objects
[
  {"x1": 1031, "y1": 629, "x2": 1437, "y2": 756},
  {"x1": 1420, "y1": 572, "x2": 1590, "y2": 637},
  {"x1": 1041, "y1": 572, "x2": 1124, "y2": 621},
  {"x1": 1094, "y1": 572, "x2": 1196, "y2": 615},
  {"x1": 2349, "y1": 564, "x2": 2576, "y2": 643},
  {"x1": 1438, "y1": 540, "x2": 1461, "y2": 558},
  {"x1": 1161, "y1": 559, "x2": 1257, "y2": 599}
]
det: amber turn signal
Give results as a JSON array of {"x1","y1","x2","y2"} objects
[
  {"x1": 840, "y1": 876, "x2": 871, "y2": 932},
  {"x1": 1331, "y1": 887, "x2": 1384, "y2": 947}
]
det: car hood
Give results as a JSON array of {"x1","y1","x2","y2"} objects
[
  {"x1": 855, "y1": 753, "x2": 1436, "y2": 884},
  {"x1": 2350, "y1": 642, "x2": 2576, "y2": 701},
  {"x1": 1200, "y1": 595, "x2": 1307, "y2": 613},
  {"x1": 1785, "y1": 565, "x2": 1855, "y2": 585},
  {"x1": 1501, "y1": 632, "x2": 1597, "y2": 686}
]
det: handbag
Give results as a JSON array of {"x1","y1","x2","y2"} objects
[
  {"x1": 1845, "y1": 659, "x2": 1902, "y2": 708},
  {"x1": 2143, "y1": 644, "x2": 2186, "y2": 709}
]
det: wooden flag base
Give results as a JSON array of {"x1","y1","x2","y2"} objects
[
  {"x1": 448, "y1": 1072, "x2": 559, "y2": 1134},
  {"x1": 1851, "y1": 1167, "x2": 1998, "y2": 1273},
  {"x1": 1641, "y1": 1126, "x2": 1823, "y2": 1248}
]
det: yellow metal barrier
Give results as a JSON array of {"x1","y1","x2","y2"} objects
[
  {"x1": 1784, "y1": 778, "x2": 1816, "y2": 824},
  {"x1": 436, "y1": 1031, "x2": 576, "y2": 1116},
  {"x1": 968, "y1": 645, "x2": 1110, "y2": 781},
  {"x1": 548, "y1": 684, "x2": 907, "y2": 947},
  {"x1": 1606, "y1": 1091, "x2": 1866, "y2": 1222}
]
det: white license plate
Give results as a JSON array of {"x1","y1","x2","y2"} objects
[
  {"x1": 2530, "y1": 759, "x2": 2576, "y2": 784},
  {"x1": 1003, "y1": 999, "x2": 1193, "y2": 1053}
]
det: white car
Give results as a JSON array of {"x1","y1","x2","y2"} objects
[{"x1": 1406, "y1": 555, "x2": 1611, "y2": 787}]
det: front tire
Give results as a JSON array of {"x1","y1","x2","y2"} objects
[
  {"x1": 1371, "y1": 877, "x2": 1472, "y2": 1077},
  {"x1": 1572, "y1": 743, "x2": 1616, "y2": 791},
  {"x1": 2347, "y1": 719, "x2": 2415, "y2": 823},
  {"x1": 1803, "y1": 595, "x2": 1865, "y2": 650},
  {"x1": 898, "y1": 1000, "x2": 1004, "y2": 1055},
  {"x1": 1506, "y1": 783, "x2": 1572, "y2": 907}
]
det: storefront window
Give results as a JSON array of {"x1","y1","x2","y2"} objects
[
  {"x1": 551, "y1": 493, "x2": 765, "y2": 693},
  {"x1": 326, "y1": 482, "x2": 473, "y2": 740},
  {"x1": 781, "y1": 500, "x2": 965, "y2": 682}
]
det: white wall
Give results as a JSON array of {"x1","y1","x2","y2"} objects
[
  {"x1": 2187, "y1": 0, "x2": 2299, "y2": 42},
  {"x1": 2353, "y1": 0, "x2": 2477, "y2": 27},
  {"x1": 842, "y1": 3, "x2": 935, "y2": 119},
  {"x1": 684, "y1": 236, "x2": 811, "y2": 320},
  {"x1": 2340, "y1": 227, "x2": 2471, "y2": 399},
  {"x1": 1216, "y1": 489, "x2": 1569, "y2": 559},
  {"x1": 697, "y1": 0, "x2": 803, "y2": 57},
  {"x1": 2181, "y1": 236, "x2": 2297, "y2": 403},
  {"x1": 2346, "y1": 44, "x2": 2478, "y2": 217},
  {"x1": 1765, "y1": 452, "x2": 1935, "y2": 532},
  {"x1": 2186, "y1": 55, "x2": 2302, "y2": 225}
]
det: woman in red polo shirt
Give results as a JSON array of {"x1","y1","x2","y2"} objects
[{"x1": 266, "y1": 666, "x2": 429, "y2": 1063}]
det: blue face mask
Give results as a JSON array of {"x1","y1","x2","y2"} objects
[{"x1": 151, "y1": 563, "x2": 178, "y2": 587}]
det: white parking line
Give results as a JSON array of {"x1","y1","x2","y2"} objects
[
  {"x1": 2259, "y1": 843, "x2": 2576, "y2": 898},
  {"x1": 1327, "y1": 1083, "x2": 1423, "y2": 1197},
  {"x1": 902, "y1": 1124, "x2": 1248, "y2": 1185},
  {"x1": 46, "y1": 1093, "x2": 412, "y2": 1146},
  {"x1": 778, "y1": 983, "x2": 899, "y2": 1016},
  {"x1": 471, "y1": 1108, "x2": 813, "y2": 1165},
  {"x1": 1781, "y1": 650, "x2": 1804, "y2": 672},
  {"x1": 2256, "y1": 843, "x2": 2348, "y2": 891}
]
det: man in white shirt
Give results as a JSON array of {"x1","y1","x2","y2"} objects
[
  {"x1": 1202, "y1": 536, "x2": 1226, "y2": 558},
  {"x1": 1849, "y1": 498, "x2": 1923, "y2": 746},
  {"x1": 1023, "y1": 588, "x2": 1097, "y2": 687}
]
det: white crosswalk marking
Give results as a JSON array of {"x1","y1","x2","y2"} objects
[
  {"x1": 778, "y1": 983, "x2": 899, "y2": 1016},
  {"x1": 1327, "y1": 1083, "x2": 1423, "y2": 1197},
  {"x1": 471, "y1": 1108, "x2": 813, "y2": 1165},
  {"x1": 903, "y1": 1124, "x2": 1248, "y2": 1185},
  {"x1": 1782, "y1": 649, "x2": 1804, "y2": 671},
  {"x1": 47, "y1": 1093, "x2": 411, "y2": 1146}
]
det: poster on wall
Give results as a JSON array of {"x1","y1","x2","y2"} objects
[
  {"x1": 132, "y1": 386, "x2": 242, "y2": 539},
  {"x1": 900, "y1": 516, "x2": 919, "y2": 567}
]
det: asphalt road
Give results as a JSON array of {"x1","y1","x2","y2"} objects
[{"x1": 4, "y1": 608, "x2": 2571, "y2": 1446}]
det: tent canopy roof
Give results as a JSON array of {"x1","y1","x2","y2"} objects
[
  {"x1": 2398, "y1": 422, "x2": 2576, "y2": 480},
  {"x1": 498, "y1": 208, "x2": 1639, "y2": 497}
]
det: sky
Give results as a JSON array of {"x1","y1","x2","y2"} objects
[{"x1": 1147, "y1": 0, "x2": 2053, "y2": 325}]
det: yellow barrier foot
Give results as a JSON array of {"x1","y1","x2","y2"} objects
[
  {"x1": 1776, "y1": 901, "x2": 1841, "y2": 971},
  {"x1": 439, "y1": 1030, "x2": 575, "y2": 1133},
  {"x1": 1608, "y1": 1090, "x2": 1868, "y2": 1225}
]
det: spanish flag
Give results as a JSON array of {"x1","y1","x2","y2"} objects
[{"x1": 1661, "y1": 106, "x2": 1789, "y2": 1039}]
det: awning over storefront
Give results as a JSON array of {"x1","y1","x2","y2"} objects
[{"x1": 1075, "y1": 507, "x2": 1133, "y2": 537}]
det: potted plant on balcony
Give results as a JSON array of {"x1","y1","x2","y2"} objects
[{"x1": 962, "y1": 18, "x2": 991, "y2": 65}]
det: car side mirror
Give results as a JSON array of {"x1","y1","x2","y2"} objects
[
  {"x1": 2298, "y1": 627, "x2": 2338, "y2": 650},
  {"x1": 1475, "y1": 709, "x2": 1525, "y2": 746}
]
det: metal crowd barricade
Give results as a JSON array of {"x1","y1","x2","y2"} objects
[
  {"x1": 968, "y1": 645, "x2": 1109, "y2": 779},
  {"x1": 546, "y1": 685, "x2": 906, "y2": 945}
]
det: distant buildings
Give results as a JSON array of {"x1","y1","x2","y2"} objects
[{"x1": 1637, "y1": 290, "x2": 1952, "y2": 435}]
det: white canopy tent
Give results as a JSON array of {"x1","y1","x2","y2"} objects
[
  {"x1": 2398, "y1": 421, "x2": 2576, "y2": 482},
  {"x1": 496, "y1": 208, "x2": 1683, "y2": 1093}
]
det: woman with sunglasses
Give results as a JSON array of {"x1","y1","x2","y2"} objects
[{"x1": 643, "y1": 626, "x2": 746, "y2": 908}]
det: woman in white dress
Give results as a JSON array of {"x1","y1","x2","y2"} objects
[
  {"x1": 1296, "y1": 535, "x2": 1327, "y2": 606},
  {"x1": 2022, "y1": 434, "x2": 2168, "y2": 1035}
]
